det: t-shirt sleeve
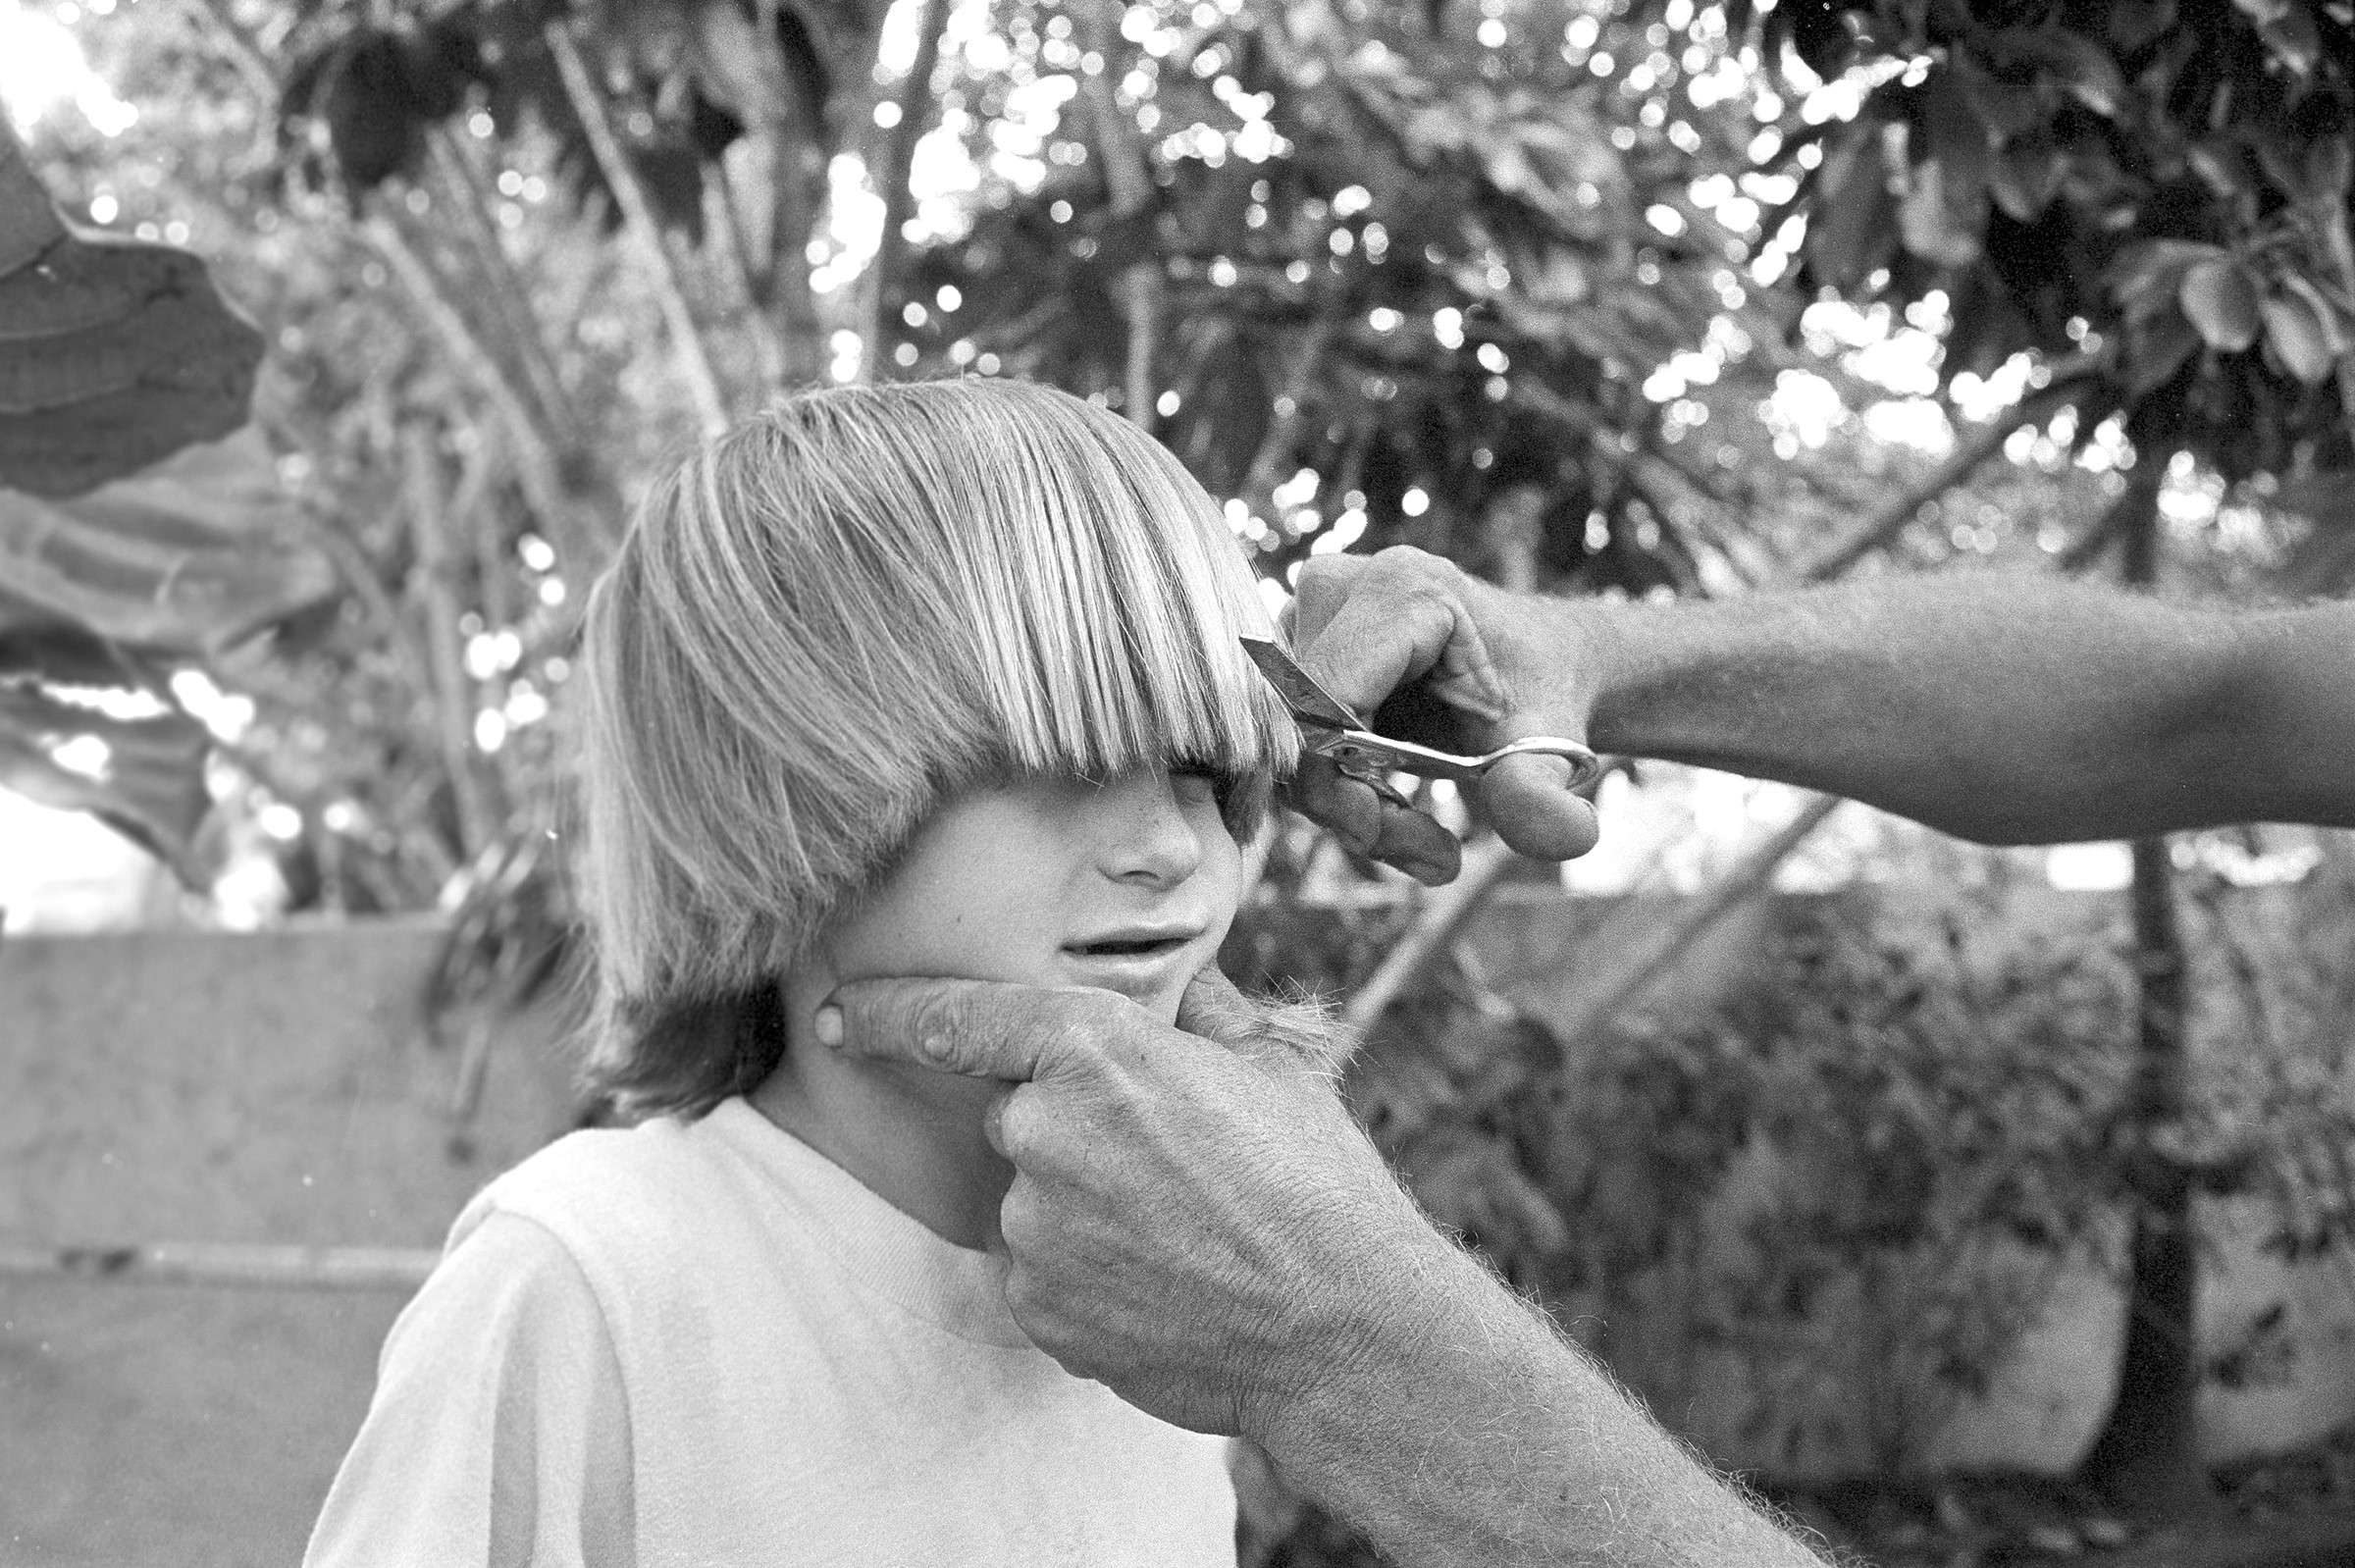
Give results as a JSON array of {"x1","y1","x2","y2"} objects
[{"x1": 304, "y1": 1209, "x2": 637, "y2": 1568}]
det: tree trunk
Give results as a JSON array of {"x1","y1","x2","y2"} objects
[
  {"x1": 2077, "y1": 457, "x2": 2209, "y2": 1517},
  {"x1": 401, "y1": 421, "x2": 496, "y2": 862},
  {"x1": 1076, "y1": 3, "x2": 1162, "y2": 422},
  {"x1": 545, "y1": 20, "x2": 732, "y2": 436},
  {"x1": 856, "y1": 0, "x2": 951, "y2": 374}
]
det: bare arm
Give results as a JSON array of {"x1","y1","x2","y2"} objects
[
  {"x1": 1256, "y1": 1215, "x2": 1820, "y2": 1566},
  {"x1": 1573, "y1": 575, "x2": 2355, "y2": 843},
  {"x1": 1289, "y1": 551, "x2": 2355, "y2": 856}
]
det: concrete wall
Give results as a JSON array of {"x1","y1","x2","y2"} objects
[{"x1": 0, "y1": 920, "x2": 581, "y2": 1568}]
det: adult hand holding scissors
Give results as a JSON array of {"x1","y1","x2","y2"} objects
[{"x1": 1282, "y1": 547, "x2": 1605, "y2": 882}]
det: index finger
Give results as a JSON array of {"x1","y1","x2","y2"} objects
[
  {"x1": 820, "y1": 976, "x2": 1095, "y2": 1082},
  {"x1": 1280, "y1": 757, "x2": 1464, "y2": 885}
]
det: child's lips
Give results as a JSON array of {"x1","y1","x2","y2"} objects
[{"x1": 1058, "y1": 929, "x2": 1206, "y2": 997}]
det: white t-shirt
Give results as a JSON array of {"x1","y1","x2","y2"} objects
[{"x1": 305, "y1": 1098, "x2": 1237, "y2": 1567}]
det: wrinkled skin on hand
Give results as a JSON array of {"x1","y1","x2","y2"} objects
[
  {"x1": 819, "y1": 967, "x2": 1444, "y2": 1441},
  {"x1": 1284, "y1": 547, "x2": 1600, "y2": 881}
]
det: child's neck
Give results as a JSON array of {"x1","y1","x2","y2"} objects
[{"x1": 746, "y1": 983, "x2": 1012, "y2": 1253}]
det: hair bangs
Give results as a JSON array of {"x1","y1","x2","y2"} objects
[{"x1": 920, "y1": 384, "x2": 1300, "y2": 819}]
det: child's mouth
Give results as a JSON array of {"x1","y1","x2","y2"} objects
[
  {"x1": 1065, "y1": 936, "x2": 1189, "y2": 959},
  {"x1": 1060, "y1": 933, "x2": 1198, "y2": 1001}
]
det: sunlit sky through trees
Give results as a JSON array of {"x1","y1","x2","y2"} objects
[
  {"x1": 0, "y1": 0, "x2": 2201, "y2": 484},
  {"x1": 0, "y1": 0, "x2": 2328, "y2": 925}
]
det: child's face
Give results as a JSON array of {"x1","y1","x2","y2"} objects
[{"x1": 814, "y1": 764, "x2": 1248, "y2": 1024}]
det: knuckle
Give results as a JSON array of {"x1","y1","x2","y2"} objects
[
  {"x1": 1370, "y1": 544, "x2": 1446, "y2": 588},
  {"x1": 1399, "y1": 573, "x2": 1464, "y2": 627},
  {"x1": 916, "y1": 986, "x2": 995, "y2": 1070},
  {"x1": 910, "y1": 993, "x2": 962, "y2": 1066}
]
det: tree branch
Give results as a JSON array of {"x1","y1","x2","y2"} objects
[
  {"x1": 1240, "y1": 323, "x2": 1333, "y2": 508},
  {"x1": 859, "y1": 0, "x2": 951, "y2": 376},
  {"x1": 424, "y1": 127, "x2": 583, "y2": 446},
  {"x1": 544, "y1": 19, "x2": 733, "y2": 437},
  {"x1": 363, "y1": 214, "x2": 608, "y2": 565},
  {"x1": 703, "y1": 170, "x2": 790, "y2": 392},
  {"x1": 1076, "y1": 6, "x2": 1162, "y2": 422},
  {"x1": 1551, "y1": 792, "x2": 1845, "y2": 1046},
  {"x1": 303, "y1": 506, "x2": 434, "y2": 699},
  {"x1": 1340, "y1": 836, "x2": 1521, "y2": 1033},
  {"x1": 401, "y1": 422, "x2": 496, "y2": 861},
  {"x1": 1790, "y1": 364, "x2": 2098, "y2": 583},
  {"x1": 174, "y1": 0, "x2": 279, "y2": 107}
]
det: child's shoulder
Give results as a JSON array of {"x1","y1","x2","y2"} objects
[{"x1": 454, "y1": 1107, "x2": 746, "y2": 1273}]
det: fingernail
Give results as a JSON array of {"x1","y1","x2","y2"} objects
[{"x1": 812, "y1": 1006, "x2": 844, "y2": 1048}]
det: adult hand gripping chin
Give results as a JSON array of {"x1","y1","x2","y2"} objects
[
  {"x1": 817, "y1": 967, "x2": 1447, "y2": 1442},
  {"x1": 1283, "y1": 547, "x2": 1600, "y2": 883}
]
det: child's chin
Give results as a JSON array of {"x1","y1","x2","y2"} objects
[{"x1": 1065, "y1": 977, "x2": 1184, "y2": 1024}]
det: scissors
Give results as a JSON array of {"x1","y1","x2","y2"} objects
[{"x1": 1240, "y1": 636, "x2": 1600, "y2": 810}]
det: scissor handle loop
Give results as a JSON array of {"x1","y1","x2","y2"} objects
[
  {"x1": 1476, "y1": 736, "x2": 1601, "y2": 791},
  {"x1": 1318, "y1": 731, "x2": 1600, "y2": 795}
]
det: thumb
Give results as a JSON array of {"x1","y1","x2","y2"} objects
[
  {"x1": 1178, "y1": 967, "x2": 1357, "y2": 1079},
  {"x1": 1176, "y1": 967, "x2": 1259, "y2": 1048},
  {"x1": 1477, "y1": 752, "x2": 1601, "y2": 862}
]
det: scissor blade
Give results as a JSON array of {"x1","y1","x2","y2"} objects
[{"x1": 1239, "y1": 636, "x2": 1366, "y2": 731}]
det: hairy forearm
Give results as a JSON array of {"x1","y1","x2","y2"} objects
[
  {"x1": 1254, "y1": 1230, "x2": 1822, "y2": 1567},
  {"x1": 1517, "y1": 575, "x2": 2355, "y2": 845}
]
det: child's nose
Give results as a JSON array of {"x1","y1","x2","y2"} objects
[{"x1": 1099, "y1": 774, "x2": 1205, "y2": 888}]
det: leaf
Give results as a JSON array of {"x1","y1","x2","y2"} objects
[
  {"x1": 0, "y1": 622, "x2": 133, "y2": 686},
  {"x1": 2036, "y1": 30, "x2": 2128, "y2": 118},
  {"x1": 1899, "y1": 159, "x2": 1984, "y2": 266},
  {"x1": 0, "y1": 121, "x2": 262, "y2": 498},
  {"x1": 1785, "y1": 0, "x2": 1855, "y2": 82},
  {"x1": 2274, "y1": 468, "x2": 2355, "y2": 523},
  {"x1": 0, "y1": 679, "x2": 210, "y2": 879},
  {"x1": 1955, "y1": 65, "x2": 2048, "y2": 143},
  {"x1": 286, "y1": 21, "x2": 478, "y2": 190},
  {"x1": 2281, "y1": 274, "x2": 2355, "y2": 353},
  {"x1": 1803, "y1": 124, "x2": 1896, "y2": 291},
  {"x1": 0, "y1": 427, "x2": 338, "y2": 655},
  {"x1": 1985, "y1": 134, "x2": 2066, "y2": 222},
  {"x1": 687, "y1": 0, "x2": 794, "y2": 129},
  {"x1": 2107, "y1": 237, "x2": 2225, "y2": 324},
  {"x1": 2253, "y1": 132, "x2": 2313, "y2": 197},
  {"x1": 2262, "y1": 289, "x2": 2337, "y2": 385},
  {"x1": 1920, "y1": 73, "x2": 1993, "y2": 192},
  {"x1": 2179, "y1": 256, "x2": 2263, "y2": 351},
  {"x1": 0, "y1": 116, "x2": 62, "y2": 275},
  {"x1": 2308, "y1": 137, "x2": 2354, "y2": 201},
  {"x1": 2258, "y1": 7, "x2": 2322, "y2": 77},
  {"x1": 2124, "y1": 311, "x2": 2203, "y2": 398},
  {"x1": 2107, "y1": 0, "x2": 2179, "y2": 52},
  {"x1": 2187, "y1": 140, "x2": 2256, "y2": 203}
]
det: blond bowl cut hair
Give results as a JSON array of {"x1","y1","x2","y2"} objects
[{"x1": 575, "y1": 377, "x2": 1300, "y2": 1117}]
